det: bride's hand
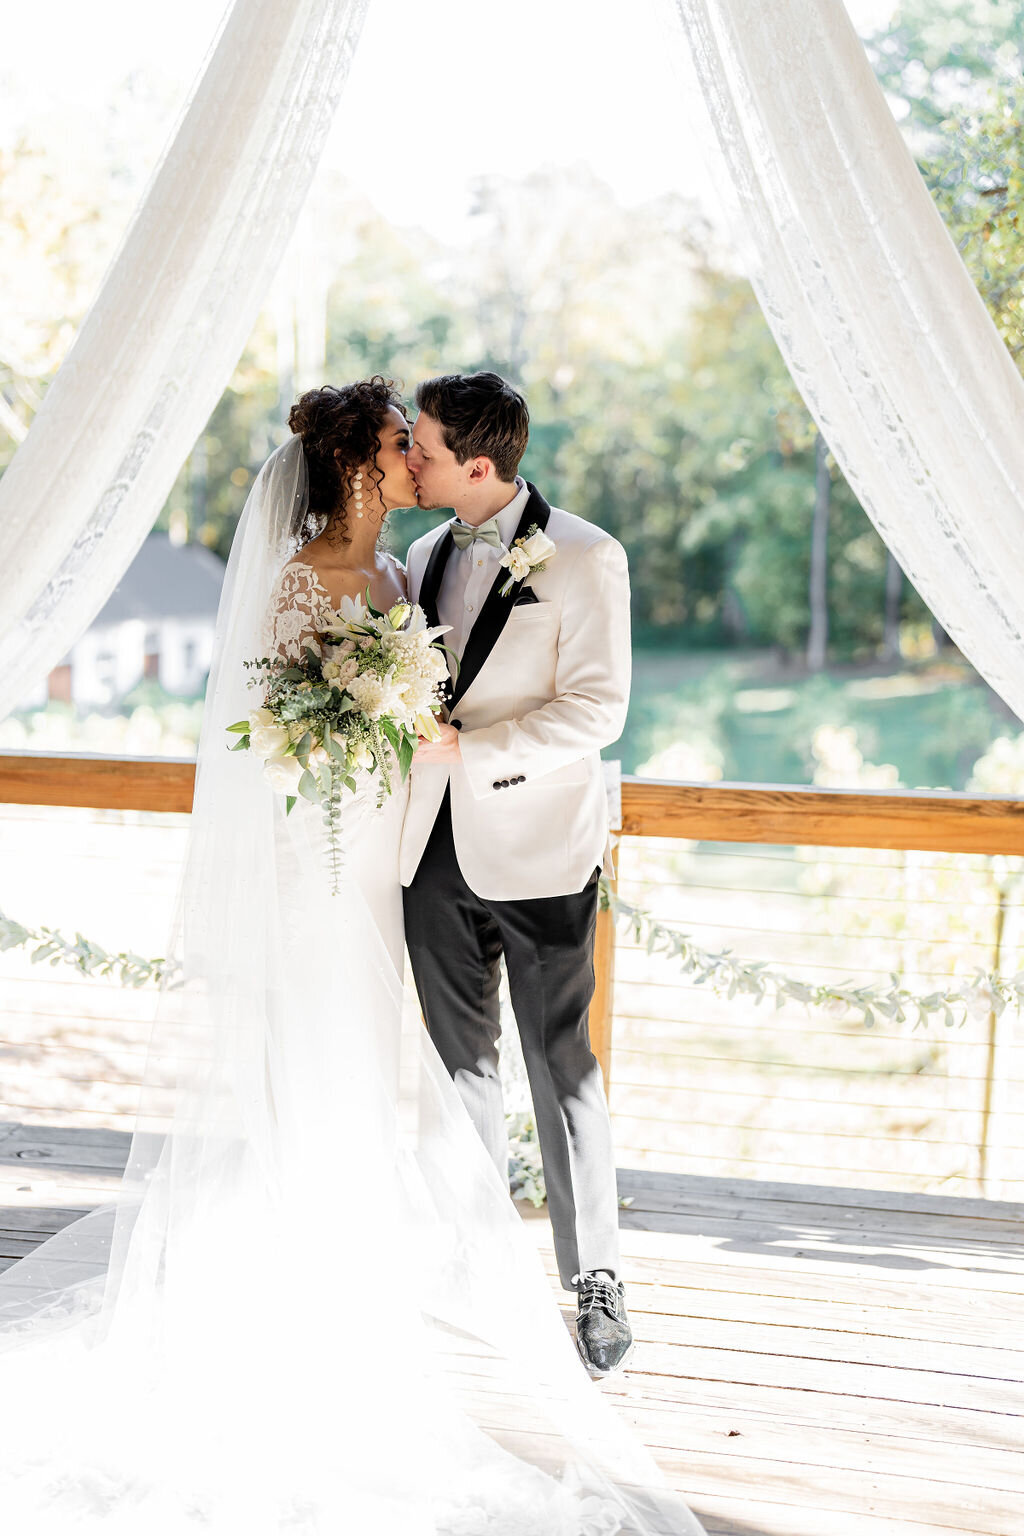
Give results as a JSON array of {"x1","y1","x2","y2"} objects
[{"x1": 414, "y1": 722, "x2": 462, "y2": 763}]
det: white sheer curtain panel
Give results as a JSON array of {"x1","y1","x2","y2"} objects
[
  {"x1": 671, "y1": 0, "x2": 1024, "y2": 723},
  {"x1": 0, "y1": 0, "x2": 371, "y2": 722}
]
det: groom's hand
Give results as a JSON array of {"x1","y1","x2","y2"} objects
[{"x1": 415, "y1": 722, "x2": 462, "y2": 763}]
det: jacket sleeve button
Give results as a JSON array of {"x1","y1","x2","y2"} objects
[
  {"x1": 500, "y1": 779, "x2": 510, "y2": 788},
  {"x1": 451, "y1": 719, "x2": 462, "y2": 730},
  {"x1": 492, "y1": 781, "x2": 502, "y2": 790}
]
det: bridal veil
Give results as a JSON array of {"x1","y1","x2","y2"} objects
[{"x1": 0, "y1": 436, "x2": 703, "y2": 1533}]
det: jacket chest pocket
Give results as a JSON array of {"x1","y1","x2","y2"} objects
[{"x1": 502, "y1": 603, "x2": 557, "y2": 638}]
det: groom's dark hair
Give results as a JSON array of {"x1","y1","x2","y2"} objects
[{"x1": 414, "y1": 372, "x2": 529, "y2": 483}]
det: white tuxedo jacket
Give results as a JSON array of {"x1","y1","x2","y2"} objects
[{"x1": 401, "y1": 483, "x2": 631, "y2": 901}]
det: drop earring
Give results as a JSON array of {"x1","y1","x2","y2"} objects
[{"x1": 353, "y1": 471, "x2": 364, "y2": 518}]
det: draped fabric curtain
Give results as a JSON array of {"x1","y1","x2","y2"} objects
[
  {"x1": 0, "y1": 0, "x2": 371, "y2": 722},
  {"x1": 672, "y1": 0, "x2": 1024, "y2": 725}
]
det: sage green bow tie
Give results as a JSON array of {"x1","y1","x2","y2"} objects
[{"x1": 451, "y1": 517, "x2": 502, "y2": 550}]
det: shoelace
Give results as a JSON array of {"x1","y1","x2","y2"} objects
[{"x1": 574, "y1": 1272, "x2": 620, "y2": 1319}]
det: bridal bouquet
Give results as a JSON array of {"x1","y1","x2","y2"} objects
[{"x1": 228, "y1": 595, "x2": 451, "y2": 891}]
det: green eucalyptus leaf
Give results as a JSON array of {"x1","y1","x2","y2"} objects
[
  {"x1": 285, "y1": 795, "x2": 297, "y2": 816},
  {"x1": 297, "y1": 769, "x2": 319, "y2": 804}
]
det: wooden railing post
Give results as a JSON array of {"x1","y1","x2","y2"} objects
[{"x1": 589, "y1": 764, "x2": 622, "y2": 1094}]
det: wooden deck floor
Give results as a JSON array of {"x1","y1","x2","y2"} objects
[{"x1": 1, "y1": 1122, "x2": 1021, "y2": 1536}]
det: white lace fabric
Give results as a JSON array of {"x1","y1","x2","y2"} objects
[{"x1": 262, "y1": 559, "x2": 335, "y2": 660}]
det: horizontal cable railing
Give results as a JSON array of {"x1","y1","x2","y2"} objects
[{"x1": 1, "y1": 752, "x2": 1022, "y2": 1199}]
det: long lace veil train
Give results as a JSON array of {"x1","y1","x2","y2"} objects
[{"x1": 0, "y1": 436, "x2": 704, "y2": 1534}]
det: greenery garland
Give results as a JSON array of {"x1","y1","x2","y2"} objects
[
  {"x1": 5, "y1": 880, "x2": 1021, "y2": 1031},
  {"x1": 598, "y1": 878, "x2": 1023, "y2": 1031},
  {"x1": 0, "y1": 914, "x2": 174, "y2": 988}
]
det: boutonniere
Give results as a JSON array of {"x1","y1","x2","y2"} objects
[{"x1": 498, "y1": 524, "x2": 557, "y2": 597}]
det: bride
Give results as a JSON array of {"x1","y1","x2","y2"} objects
[{"x1": 0, "y1": 377, "x2": 704, "y2": 1535}]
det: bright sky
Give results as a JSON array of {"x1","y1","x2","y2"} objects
[{"x1": 1, "y1": 0, "x2": 899, "y2": 241}]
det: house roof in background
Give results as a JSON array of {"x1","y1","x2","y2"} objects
[{"x1": 92, "y1": 533, "x2": 225, "y2": 628}]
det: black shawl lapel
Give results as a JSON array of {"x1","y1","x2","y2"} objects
[
  {"x1": 417, "y1": 522, "x2": 455, "y2": 633},
  {"x1": 449, "y1": 483, "x2": 552, "y2": 711}
]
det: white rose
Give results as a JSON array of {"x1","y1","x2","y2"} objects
[
  {"x1": 249, "y1": 707, "x2": 276, "y2": 729},
  {"x1": 322, "y1": 661, "x2": 342, "y2": 682},
  {"x1": 353, "y1": 743, "x2": 373, "y2": 770},
  {"x1": 263, "y1": 755, "x2": 305, "y2": 793},
  {"x1": 519, "y1": 530, "x2": 556, "y2": 565},
  {"x1": 249, "y1": 722, "x2": 291, "y2": 759},
  {"x1": 336, "y1": 657, "x2": 360, "y2": 686}
]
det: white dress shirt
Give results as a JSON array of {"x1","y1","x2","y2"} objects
[{"x1": 438, "y1": 477, "x2": 531, "y2": 659}]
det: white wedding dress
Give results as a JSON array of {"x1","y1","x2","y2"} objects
[{"x1": 0, "y1": 440, "x2": 703, "y2": 1535}]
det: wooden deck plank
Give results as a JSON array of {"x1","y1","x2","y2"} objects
[
  {"x1": 547, "y1": 1272, "x2": 1021, "y2": 1351},
  {"x1": 484, "y1": 1418, "x2": 1016, "y2": 1532},
  {"x1": 608, "y1": 1225, "x2": 1024, "y2": 1295},
  {"x1": 548, "y1": 1251, "x2": 1024, "y2": 1321},
  {"x1": 1, "y1": 1141, "x2": 1021, "y2": 1536},
  {"x1": 616, "y1": 1171, "x2": 1024, "y2": 1243}
]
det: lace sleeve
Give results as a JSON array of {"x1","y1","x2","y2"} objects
[{"x1": 261, "y1": 562, "x2": 330, "y2": 662}]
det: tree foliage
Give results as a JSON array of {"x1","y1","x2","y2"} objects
[{"x1": 2, "y1": 2, "x2": 1021, "y2": 664}]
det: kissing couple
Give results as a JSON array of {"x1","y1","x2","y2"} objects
[{"x1": 0, "y1": 371, "x2": 704, "y2": 1536}]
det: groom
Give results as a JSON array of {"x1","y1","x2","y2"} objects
[{"x1": 402, "y1": 372, "x2": 633, "y2": 1376}]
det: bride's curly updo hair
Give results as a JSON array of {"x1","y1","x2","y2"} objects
[{"x1": 288, "y1": 376, "x2": 408, "y2": 545}]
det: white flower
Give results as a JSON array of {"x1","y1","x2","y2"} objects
[
  {"x1": 323, "y1": 655, "x2": 360, "y2": 686},
  {"x1": 353, "y1": 742, "x2": 373, "y2": 770},
  {"x1": 963, "y1": 981, "x2": 997, "y2": 1020},
  {"x1": 396, "y1": 604, "x2": 452, "y2": 644},
  {"x1": 322, "y1": 593, "x2": 374, "y2": 640},
  {"x1": 347, "y1": 671, "x2": 404, "y2": 718},
  {"x1": 263, "y1": 755, "x2": 305, "y2": 793},
  {"x1": 519, "y1": 529, "x2": 556, "y2": 565},
  {"x1": 502, "y1": 546, "x2": 532, "y2": 582},
  {"x1": 414, "y1": 711, "x2": 442, "y2": 742},
  {"x1": 498, "y1": 524, "x2": 557, "y2": 595},
  {"x1": 323, "y1": 639, "x2": 357, "y2": 660},
  {"x1": 399, "y1": 678, "x2": 440, "y2": 716},
  {"x1": 248, "y1": 708, "x2": 290, "y2": 759}
]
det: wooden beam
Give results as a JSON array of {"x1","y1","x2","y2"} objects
[
  {"x1": 3, "y1": 755, "x2": 1024, "y2": 857},
  {"x1": 0, "y1": 753, "x2": 195, "y2": 814},
  {"x1": 620, "y1": 778, "x2": 1024, "y2": 856}
]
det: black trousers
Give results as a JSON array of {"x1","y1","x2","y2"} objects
[{"x1": 403, "y1": 789, "x2": 621, "y2": 1290}]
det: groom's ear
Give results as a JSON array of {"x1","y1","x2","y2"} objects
[{"x1": 466, "y1": 455, "x2": 495, "y2": 485}]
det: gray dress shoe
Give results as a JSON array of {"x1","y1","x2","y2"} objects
[{"x1": 573, "y1": 1271, "x2": 633, "y2": 1377}]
